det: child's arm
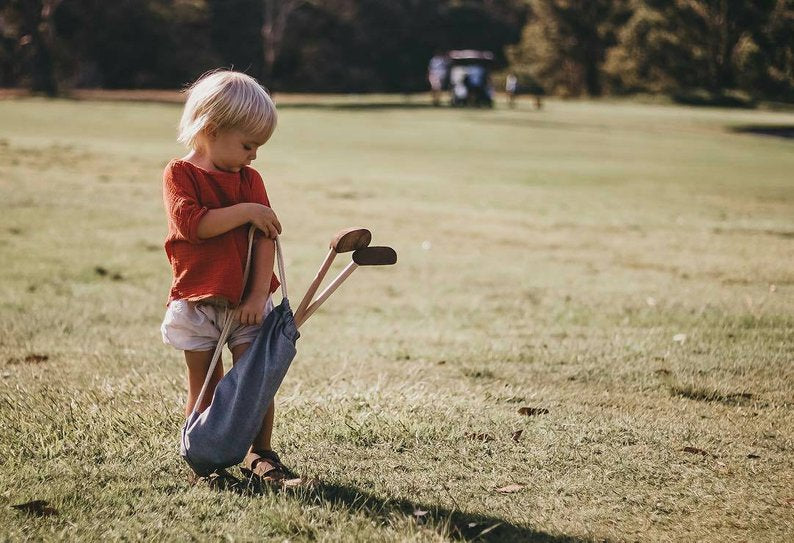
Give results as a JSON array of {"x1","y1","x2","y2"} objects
[
  {"x1": 196, "y1": 203, "x2": 282, "y2": 240},
  {"x1": 164, "y1": 164, "x2": 281, "y2": 242},
  {"x1": 238, "y1": 236, "x2": 276, "y2": 324}
]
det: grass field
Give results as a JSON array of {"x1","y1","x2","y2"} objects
[{"x1": 0, "y1": 94, "x2": 793, "y2": 542}]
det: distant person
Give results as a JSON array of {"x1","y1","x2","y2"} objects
[
  {"x1": 505, "y1": 73, "x2": 517, "y2": 108},
  {"x1": 463, "y1": 65, "x2": 492, "y2": 107},
  {"x1": 428, "y1": 52, "x2": 449, "y2": 106},
  {"x1": 161, "y1": 70, "x2": 294, "y2": 486},
  {"x1": 468, "y1": 66, "x2": 483, "y2": 106},
  {"x1": 449, "y1": 65, "x2": 468, "y2": 106},
  {"x1": 463, "y1": 72, "x2": 473, "y2": 106}
]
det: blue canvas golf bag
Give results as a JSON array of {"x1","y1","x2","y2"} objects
[{"x1": 180, "y1": 231, "x2": 299, "y2": 476}]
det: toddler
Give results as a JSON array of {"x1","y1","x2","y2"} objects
[{"x1": 160, "y1": 70, "x2": 292, "y2": 483}]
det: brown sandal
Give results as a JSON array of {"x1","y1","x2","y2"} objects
[{"x1": 241, "y1": 450, "x2": 295, "y2": 483}]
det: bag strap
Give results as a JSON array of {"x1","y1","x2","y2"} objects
[
  {"x1": 274, "y1": 235, "x2": 288, "y2": 300},
  {"x1": 192, "y1": 226, "x2": 287, "y2": 415}
]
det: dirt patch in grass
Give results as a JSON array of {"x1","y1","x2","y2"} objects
[
  {"x1": 517, "y1": 406, "x2": 549, "y2": 416},
  {"x1": 712, "y1": 226, "x2": 794, "y2": 239},
  {"x1": 7, "y1": 354, "x2": 49, "y2": 365},
  {"x1": 669, "y1": 384, "x2": 754, "y2": 406}
]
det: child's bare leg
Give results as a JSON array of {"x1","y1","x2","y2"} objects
[
  {"x1": 254, "y1": 402, "x2": 275, "y2": 452},
  {"x1": 230, "y1": 342, "x2": 274, "y2": 451},
  {"x1": 184, "y1": 349, "x2": 224, "y2": 417}
]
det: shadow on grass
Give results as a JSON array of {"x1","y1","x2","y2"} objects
[
  {"x1": 668, "y1": 384, "x2": 755, "y2": 406},
  {"x1": 293, "y1": 480, "x2": 590, "y2": 542},
  {"x1": 730, "y1": 124, "x2": 794, "y2": 139},
  {"x1": 214, "y1": 474, "x2": 592, "y2": 542}
]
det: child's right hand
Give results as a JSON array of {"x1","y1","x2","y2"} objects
[{"x1": 246, "y1": 203, "x2": 282, "y2": 238}]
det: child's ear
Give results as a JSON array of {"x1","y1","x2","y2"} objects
[{"x1": 204, "y1": 123, "x2": 218, "y2": 140}]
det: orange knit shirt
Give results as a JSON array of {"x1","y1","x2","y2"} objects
[{"x1": 162, "y1": 159, "x2": 279, "y2": 305}]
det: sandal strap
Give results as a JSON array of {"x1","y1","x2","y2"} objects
[
  {"x1": 246, "y1": 450, "x2": 283, "y2": 476},
  {"x1": 249, "y1": 459, "x2": 279, "y2": 476},
  {"x1": 251, "y1": 449, "x2": 282, "y2": 465},
  {"x1": 247, "y1": 450, "x2": 296, "y2": 479}
]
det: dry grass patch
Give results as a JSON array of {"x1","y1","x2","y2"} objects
[{"x1": 0, "y1": 96, "x2": 792, "y2": 541}]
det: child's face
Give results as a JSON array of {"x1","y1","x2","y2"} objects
[{"x1": 206, "y1": 129, "x2": 264, "y2": 173}]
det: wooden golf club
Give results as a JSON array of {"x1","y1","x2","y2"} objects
[
  {"x1": 296, "y1": 246, "x2": 397, "y2": 328},
  {"x1": 293, "y1": 227, "x2": 371, "y2": 324}
]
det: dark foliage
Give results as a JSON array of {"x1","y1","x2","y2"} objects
[{"x1": 0, "y1": 0, "x2": 791, "y2": 101}]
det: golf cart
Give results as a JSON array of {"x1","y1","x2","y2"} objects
[{"x1": 448, "y1": 50, "x2": 494, "y2": 108}]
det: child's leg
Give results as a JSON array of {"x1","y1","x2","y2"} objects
[
  {"x1": 184, "y1": 349, "x2": 224, "y2": 417},
  {"x1": 230, "y1": 342, "x2": 274, "y2": 451}
]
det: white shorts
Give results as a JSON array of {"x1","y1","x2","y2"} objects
[{"x1": 161, "y1": 297, "x2": 274, "y2": 352}]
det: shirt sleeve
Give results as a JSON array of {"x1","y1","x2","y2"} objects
[
  {"x1": 163, "y1": 162, "x2": 208, "y2": 244},
  {"x1": 247, "y1": 168, "x2": 272, "y2": 207}
]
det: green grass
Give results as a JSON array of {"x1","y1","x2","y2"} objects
[{"x1": 0, "y1": 95, "x2": 793, "y2": 541}]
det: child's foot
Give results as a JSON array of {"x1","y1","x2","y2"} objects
[{"x1": 241, "y1": 450, "x2": 297, "y2": 485}]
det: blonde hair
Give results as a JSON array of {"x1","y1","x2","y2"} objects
[{"x1": 178, "y1": 70, "x2": 277, "y2": 149}]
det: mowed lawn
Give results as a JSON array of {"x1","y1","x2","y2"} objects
[{"x1": 0, "y1": 95, "x2": 792, "y2": 542}]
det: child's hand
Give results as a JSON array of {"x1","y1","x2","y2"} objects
[
  {"x1": 246, "y1": 203, "x2": 282, "y2": 238},
  {"x1": 237, "y1": 292, "x2": 270, "y2": 325}
]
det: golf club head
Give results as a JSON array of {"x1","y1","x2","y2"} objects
[
  {"x1": 352, "y1": 246, "x2": 397, "y2": 266},
  {"x1": 331, "y1": 227, "x2": 372, "y2": 253}
]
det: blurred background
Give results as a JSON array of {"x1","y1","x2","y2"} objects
[
  {"x1": 1, "y1": 0, "x2": 793, "y2": 106},
  {"x1": 2, "y1": 2, "x2": 794, "y2": 540}
]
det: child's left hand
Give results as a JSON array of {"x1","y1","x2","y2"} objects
[{"x1": 237, "y1": 292, "x2": 269, "y2": 325}]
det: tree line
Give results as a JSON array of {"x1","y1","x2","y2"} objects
[
  {"x1": 510, "y1": 0, "x2": 794, "y2": 104},
  {"x1": 1, "y1": 0, "x2": 792, "y2": 103}
]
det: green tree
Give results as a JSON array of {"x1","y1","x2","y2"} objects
[
  {"x1": 0, "y1": 0, "x2": 531, "y2": 93},
  {"x1": 604, "y1": 0, "x2": 778, "y2": 99},
  {"x1": 751, "y1": 0, "x2": 794, "y2": 100},
  {"x1": 508, "y1": 0, "x2": 631, "y2": 97},
  {"x1": 271, "y1": 0, "x2": 527, "y2": 92},
  {"x1": 55, "y1": 0, "x2": 216, "y2": 89}
]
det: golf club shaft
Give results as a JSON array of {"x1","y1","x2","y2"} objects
[
  {"x1": 296, "y1": 261, "x2": 359, "y2": 328},
  {"x1": 294, "y1": 248, "x2": 336, "y2": 324}
]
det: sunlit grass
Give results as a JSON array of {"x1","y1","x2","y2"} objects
[{"x1": 0, "y1": 95, "x2": 792, "y2": 541}]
